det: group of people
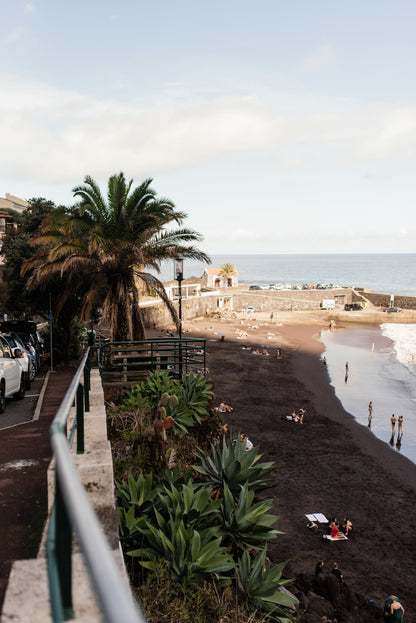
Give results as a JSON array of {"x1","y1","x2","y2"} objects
[
  {"x1": 287, "y1": 407, "x2": 306, "y2": 423},
  {"x1": 391, "y1": 413, "x2": 404, "y2": 434},
  {"x1": 329, "y1": 517, "x2": 352, "y2": 539},
  {"x1": 384, "y1": 595, "x2": 405, "y2": 621},
  {"x1": 252, "y1": 348, "x2": 270, "y2": 356}
]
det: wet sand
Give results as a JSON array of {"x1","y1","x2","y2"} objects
[{"x1": 173, "y1": 312, "x2": 416, "y2": 617}]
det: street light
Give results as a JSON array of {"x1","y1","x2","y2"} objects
[{"x1": 174, "y1": 258, "x2": 184, "y2": 375}]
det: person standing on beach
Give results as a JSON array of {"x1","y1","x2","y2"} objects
[
  {"x1": 368, "y1": 401, "x2": 373, "y2": 426},
  {"x1": 331, "y1": 562, "x2": 343, "y2": 582},
  {"x1": 323, "y1": 356, "x2": 327, "y2": 367},
  {"x1": 398, "y1": 415, "x2": 403, "y2": 434},
  {"x1": 391, "y1": 414, "x2": 396, "y2": 433}
]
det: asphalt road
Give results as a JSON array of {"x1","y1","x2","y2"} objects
[{"x1": 0, "y1": 371, "x2": 47, "y2": 430}]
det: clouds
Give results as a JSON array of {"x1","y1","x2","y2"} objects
[
  {"x1": 2, "y1": 68, "x2": 416, "y2": 193},
  {"x1": 299, "y1": 44, "x2": 334, "y2": 74}
]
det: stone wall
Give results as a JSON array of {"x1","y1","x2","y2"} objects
[
  {"x1": 362, "y1": 292, "x2": 416, "y2": 310},
  {"x1": 143, "y1": 288, "x2": 354, "y2": 327}
]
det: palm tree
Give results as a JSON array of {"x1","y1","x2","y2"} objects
[
  {"x1": 23, "y1": 173, "x2": 210, "y2": 341},
  {"x1": 219, "y1": 263, "x2": 236, "y2": 288}
]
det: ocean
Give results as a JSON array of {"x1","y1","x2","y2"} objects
[
  {"x1": 156, "y1": 253, "x2": 416, "y2": 296},
  {"x1": 319, "y1": 324, "x2": 416, "y2": 466},
  {"x1": 153, "y1": 253, "x2": 416, "y2": 464}
]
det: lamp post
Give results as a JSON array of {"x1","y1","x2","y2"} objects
[{"x1": 174, "y1": 258, "x2": 184, "y2": 375}]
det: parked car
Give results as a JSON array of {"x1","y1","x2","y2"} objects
[
  {"x1": 0, "y1": 321, "x2": 44, "y2": 366},
  {"x1": 2, "y1": 333, "x2": 34, "y2": 387},
  {"x1": 384, "y1": 306, "x2": 402, "y2": 313},
  {"x1": 0, "y1": 334, "x2": 25, "y2": 412},
  {"x1": 344, "y1": 302, "x2": 364, "y2": 311},
  {"x1": 249, "y1": 285, "x2": 260, "y2": 290}
]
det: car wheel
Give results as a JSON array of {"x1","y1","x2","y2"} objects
[
  {"x1": 13, "y1": 377, "x2": 25, "y2": 401},
  {"x1": 29, "y1": 361, "x2": 36, "y2": 381},
  {"x1": 0, "y1": 384, "x2": 5, "y2": 414}
]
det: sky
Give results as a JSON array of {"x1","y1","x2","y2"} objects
[{"x1": 1, "y1": 0, "x2": 416, "y2": 254}]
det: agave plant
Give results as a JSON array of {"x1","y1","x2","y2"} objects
[
  {"x1": 220, "y1": 482, "x2": 281, "y2": 551},
  {"x1": 143, "y1": 370, "x2": 179, "y2": 405},
  {"x1": 125, "y1": 479, "x2": 233, "y2": 582},
  {"x1": 168, "y1": 371, "x2": 213, "y2": 433},
  {"x1": 236, "y1": 547, "x2": 297, "y2": 622},
  {"x1": 193, "y1": 434, "x2": 275, "y2": 499}
]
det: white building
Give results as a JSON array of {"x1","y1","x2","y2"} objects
[{"x1": 201, "y1": 267, "x2": 239, "y2": 289}]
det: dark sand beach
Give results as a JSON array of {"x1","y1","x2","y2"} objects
[{"x1": 180, "y1": 313, "x2": 416, "y2": 618}]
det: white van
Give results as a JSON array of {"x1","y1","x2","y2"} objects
[{"x1": 320, "y1": 299, "x2": 336, "y2": 310}]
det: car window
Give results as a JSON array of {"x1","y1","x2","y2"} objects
[
  {"x1": 0, "y1": 336, "x2": 12, "y2": 358},
  {"x1": 3, "y1": 335, "x2": 16, "y2": 348}
]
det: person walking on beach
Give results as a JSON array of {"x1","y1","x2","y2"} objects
[
  {"x1": 368, "y1": 401, "x2": 373, "y2": 426},
  {"x1": 322, "y1": 356, "x2": 327, "y2": 367},
  {"x1": 391, "y1": 414, "x2": 396, "y2": 433}
]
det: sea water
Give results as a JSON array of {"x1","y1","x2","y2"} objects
[
  {"x1": 156, "y1": 254, "x2": 416, "y2": 296},
  {"x1": 320, "y1": 324, "x2": 416, "y2": 465}
]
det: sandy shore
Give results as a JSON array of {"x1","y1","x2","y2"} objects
[{"x1": 174, "y1": 311, "x2": 416, "y2": 617}]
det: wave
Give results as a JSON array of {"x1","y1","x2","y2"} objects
[{"x1": 380, "y1": 324, "x2": 416, "y2": 375}]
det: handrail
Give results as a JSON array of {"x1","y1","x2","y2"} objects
[{"x1": 46, "y1": 349, "x2": 146, "y2": 622}]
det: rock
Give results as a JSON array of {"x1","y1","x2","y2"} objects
[{"x1": 308, "y1": 594, "x2": 335, "y2": 618}]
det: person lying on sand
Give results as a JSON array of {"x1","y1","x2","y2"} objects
[
  {"x1": 287, "y1": 410, "x2": 299, "y2": 422},
  {"x1": 240, "y1": 433, "x2": 253, "y2": 451},
  {"x1": 220, "y1": 401, "x2": 233, "y2": 412}
]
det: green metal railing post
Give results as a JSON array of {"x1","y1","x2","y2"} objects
[
  {"x1": 76, "y1": 384, "x2": 84, "y2": 454},
  {"x1": 84, "y1": 362, "x2": 90, "y2": 413},
  {"x1": 55, "y1": 475, "x2": 73, "y2": 620}
]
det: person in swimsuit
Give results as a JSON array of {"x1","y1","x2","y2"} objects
[
  {"x1": 387, "y1": 595, "x2": 404, "y2": 621},
  {"x1": 398, "y1": 415, "x2": 403, "y2": 434},
  {"x1": 391, "y1": 414, "x2": 396, "y2": 433}
]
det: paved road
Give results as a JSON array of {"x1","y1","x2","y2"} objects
[
  {"x1": 0, "y1": 371, "x2": 47, "y2": 430},
  {"x1": 0, "y1": 365, "x2": 75, "y2": 613}
]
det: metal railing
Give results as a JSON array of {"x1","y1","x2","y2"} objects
[
  {"x1": 46, "y1": 349, "x2": 146, "y2": 622},
  {"x1": 99, "y1": 338, "x2": 207, "y2": 383}
]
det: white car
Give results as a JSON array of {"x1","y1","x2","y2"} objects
[
  {"x1": 0, "y1": 334, "x2": 25, "y2": 413},
  {"x1": 2, "y1": 333, "x2": 33, "y2": 388}
]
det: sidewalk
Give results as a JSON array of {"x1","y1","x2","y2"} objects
[{"x1": 0, "y1": 366, "x2": 75, "y2": 613}]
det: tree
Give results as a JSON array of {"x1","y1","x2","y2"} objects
[
  {"x1": 23, "y1": 174, "x2": 210, "y2": 341},
  {"x1": 2, "y1": 198, "x2": 57, "y2": 317},
  {"x1": 219, "y1": 263, "x2": 236, "y2": 288}
]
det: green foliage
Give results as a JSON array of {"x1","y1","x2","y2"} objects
[
  {"x1": 23, "y1": 174, "x2": 210, "y2": 341},
  {"x1": 113, "y1": 376, "x2": 296, "y2": 622},
  {"x1": 220, "y1": 482, "x2": 281, "y2": 551},
  {"x1": 118, "y1": 470, "x2": 233, "y2": 583},
  {"x1": 138, "y1": 560, "x2": 250, "y2": 623},
  {"x1": 121, "y1": 369, "x2": 213, "y2": 434},
  {"x1": 236, "y1": 548, "x2": 297, "y2": 622},
  {"x1": 193, "y1": 434, "x2": 276, "y2": 499},
  {"x1": 171, "y1": 371, "x2": 213, "y2": 433}
]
